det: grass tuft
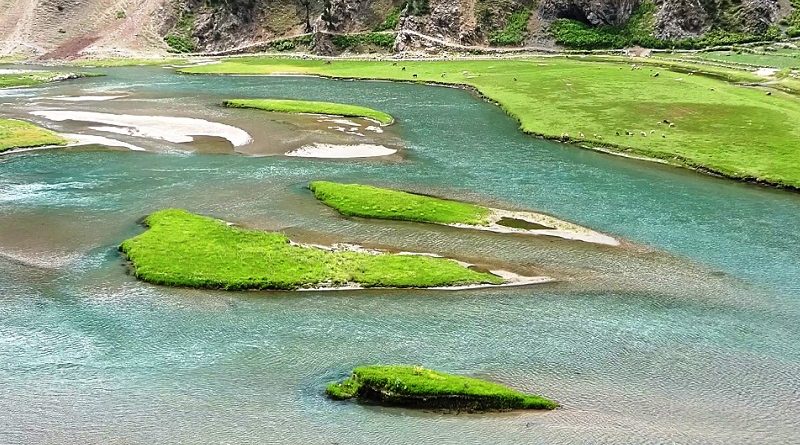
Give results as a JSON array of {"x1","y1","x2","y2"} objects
[
  {"x1": 223, "y1": 99, "x2": 394, "y2": 125},
  {"x1": 326, "y1": 365, "x2": 559, "y2": 411}
]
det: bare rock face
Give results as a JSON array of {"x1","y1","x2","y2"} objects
[
  {"x1": 654, "y1": 0, "x2": 780, "y2": 40},
  {"x1": 320, "y1": 0, "x2": 369, "y2": 32},
  {"x1": 395, "y1": 0, "x2": 475, "y2": 50},
  {"x1": 738, "y1": 0, "x2": 780, "y2": 35},
  {"x1": 539, "y1": 0, "x2": 640, "y2": 26},
  {"x1": 653, "y1": 0, "x2": 709, "y2": 39}
]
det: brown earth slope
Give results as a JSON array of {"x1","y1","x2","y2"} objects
[{"x1": 0, "y1": 0, "x2": 794, "y2": 59}]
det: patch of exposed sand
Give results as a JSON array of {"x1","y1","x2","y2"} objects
[
  {"x1": 30, "y1": 110, "x2": 253, "y2": 146},
  {"x1": 449, "y1": 208, "x2": 620, "y2": 246},
  {"x1": 285, "y1": 143, "x2": 397, "y2": 158},
  {"x1": 63, "y1": 133, "x2": 145, "y2": 151},
  {"x1": 0, "y1": 132, "x2": 145, "y2": 155}
]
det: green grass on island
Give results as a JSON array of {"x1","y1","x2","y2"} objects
[
  {"x1": 309, "y1": 181, "x2": 491, "y2": 226},
  {"x1": 182, "y1": 57, "x2": 800, "y2": 189},
  {"x1": 119, "y1": 209, "x2": 503, "y2": 290},
  {"x1": 0, "y1": 71, "x2": 97, "y2": 89},
  {"x1": 0, "y1": 119, "x2": 66, "y2": 152},
  {"x1": 326, "y1": 365, "x2": 558, "y2": 411},
  {"x1": 223, "y1": 98, "x2": 394, "y2": 125}
]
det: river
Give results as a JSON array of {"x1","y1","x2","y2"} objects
[{"x1": 1, "y1": 66, "x2": 798, "y2": 444}]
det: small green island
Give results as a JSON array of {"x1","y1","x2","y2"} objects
[
  {"x1": 223, "y1": 98, "x2": 394, "y2": 125},
  {"x1": 310, "y1": 181, "x2": 620, "y2": 245},
  {"x1": 310, "y1": 181, "x2": 491, "y2": 225},
  {"x1": 0, "y1": 70, "x2": 95, "y2": 89},
  {"x1": 0, "y1": 119, "x2": 66, "y2": 152},
  {"x1": 326, "y1": 365, "x2": 558, "y2": 412},
  {"x1": 119, "y1": 209, "x2": 504, "y2": 290}
]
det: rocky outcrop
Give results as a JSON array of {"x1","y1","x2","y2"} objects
[
  {"x1": 395, "y1": 0, "x2": 472, "y2": 50},
  {"x1": 739, "y1": 0, "x2": 780, "y2": 35},
  {"x1": 539, "y1": 0, "x2": 640, "y2": 26},
  {"x1": 654, "y1": 0, "x2": 710, "y2": 39},
  {"x1": 654, "y1": 0, "x2": 782, "y2": 40}
]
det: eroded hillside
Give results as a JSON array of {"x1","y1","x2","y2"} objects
[{"x1": 0, "y1": 0, "x2": 795, "y2": 59}]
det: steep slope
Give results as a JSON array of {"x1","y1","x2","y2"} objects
[
  {"x1": 0, "y1": 0, "x2": 795, "y2": 58},
  {"x1": 0, "y1": 0, "x2": 166, "y2": 58}
]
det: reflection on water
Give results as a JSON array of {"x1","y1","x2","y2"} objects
[{"x1": 0, "y1": 66, "x2": 799, "y2": 444}]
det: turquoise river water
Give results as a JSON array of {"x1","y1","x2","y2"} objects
[{"x1": 0, "y1": 67, "x2": 799, "y2": 444}]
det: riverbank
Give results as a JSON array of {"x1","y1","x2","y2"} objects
[{"x1": 181, "y1": 56, "x2": 800, "y2": 190}]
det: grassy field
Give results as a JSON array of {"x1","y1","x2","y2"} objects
[
  {"x1": 223, "y1": 98, "x2": 394, "y2": 125},
  {"x1": 181, "y1": 56, "x2": 800, "y2": 189},
  {"x1": 119, "y1": 209, "x2": 503, "y2": 290},
  {"x1": 673, "y1": 50, "x2": 800, "y2": 69},
  {"x1": 309, "y1": 181, "x2": 491, "y2": 225},
  {"x1": 0, "y1": 119, "x2": 66, "y2": 152},
  {"x1": 326, "y1": 365, "x2": 558, "y2": 411}
]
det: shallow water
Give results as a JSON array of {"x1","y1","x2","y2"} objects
[{"x1": 1, "y1": 66, "x2": 799, "y2": 444}]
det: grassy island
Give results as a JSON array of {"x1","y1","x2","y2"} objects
[
  {"x1": 183, "y1": 57, "x2": 800, "y2": 189},
  {"x1": 310, "y1": 181, "x2": 491, "y2": 225},
  {"x1": 326, "y1": 365, "x2": 558, "y2": 411},
  {"x1": 119, "y1": 209, "x2": 503, "y2": 290},
  {"x1": 223, "y1": 99, "x2": 394, "y2": 125},
  {"x1": 0, "y1": 119, "x2": 66, "y2": 152},
  {"x1": 0, "y1": 71, "x2": 96, "y2": 89}
]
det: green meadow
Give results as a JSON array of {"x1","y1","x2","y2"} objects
[{"x1": 183, "y1": 56, "x2": 800, "y2": 188}]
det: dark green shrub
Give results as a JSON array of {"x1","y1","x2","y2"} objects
[
  {"x1": 164, "y1": 34, "x2": 195, "y2": 53},
  {"x1": 489, "y1": 9, "x2": 531, "y2": 46},
  {"x1": 374, "y1": 7, "x2": 401, "y2": 31},
  {"x1": 332, "y1": 32, "x2": 395, "y2": 51}
]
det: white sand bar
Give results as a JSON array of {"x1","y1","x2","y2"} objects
[
  {"x1": 286, "y1": 143, "x2": 397, "y2": 158},
  {"x1": 449, "y1": 208, "x2": 620, "y2": 246},
  {"x1": 30, "y1": 110, "x2": 253, "y2": 147},
  {"x1": 62, "y1": 133, "x2": 145, "y2": 151},
  {"x1": 50, "y1": 95, "x2": 126, "y2": 102}
]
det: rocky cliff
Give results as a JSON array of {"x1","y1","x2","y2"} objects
[{"x1": 0, "y1": 0, "x2": 792, "y2": 58}]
